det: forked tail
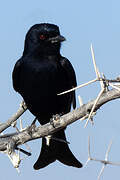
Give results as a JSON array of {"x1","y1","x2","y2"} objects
[{"x1": 33, "y1": 130, "x2": 82, "y2": 169}]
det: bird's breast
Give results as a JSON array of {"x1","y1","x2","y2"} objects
[{"x1": 20, "y1": 59, "x2": 62, "y2": 102}]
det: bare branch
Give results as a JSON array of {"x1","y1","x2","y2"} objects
[
  {"x1": 0, "y1": 101, "x2": 27, "y2": 133},
  {"x1": 1, "y1": 45, "x2": 120, "y2": 174},
  {"x1": 0, "y1": 87, "x2": 119, "y2": 154}
]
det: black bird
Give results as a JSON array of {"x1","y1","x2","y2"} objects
[{"x1": 12, "y1": 23, "x2": 82, "y2": 169}]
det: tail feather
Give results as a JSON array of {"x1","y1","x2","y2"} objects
[
  {"x1": 33, "y1": 137, "x2": 56, "y2": 169},
  {"x1": 33, "y1": 130, "x2": 82, "y2": 170}
]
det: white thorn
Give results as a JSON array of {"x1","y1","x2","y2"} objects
[
  {"x1": 109, "y1": 83, "x2": 120, "y2": 92},
  {"x1": 105, "y1": 140, "x2": 113, "y2": 161},
  {"x1": 78, "y1": 95, "x2": 83, "y2": 106},
  {"x1": 88, "y1": 136, "x2": 91, "y2": 158},
  {"x1": 45, "y1": 135, "x2": 52, "y2": 146},
  {"x1": 114, "y1": 83, "x2": 120, "y2": 86},
  {"x1": 84, "y1": 136, "x2": 91, "y2": 167},
  {"x1": 97, "y1": 70, "x2": 105, "y2": 90},
  {"x1": 11, "y1": 121, "x2": 19, "y2": 133},
  {"x1": 84, "y1": 158, "x2": 91, "y2": 167},
  {"x1": 97, "y1": 164, "x2": 106, "y2": 180},
  {"x1": 80, "y1": 114, "x2": 89, "y2": 122},
  {"x1": 19, "y1": 119, "x2": 23, "y2": 131},
  {"x1": 58, "y1": 78, "x2": 98, "y2": 95},
  {"x1": 96, "y1": 67, "x2": 101, "y2": 79},
  {"x1": 84, "y1": 116, "x2": 93, "y2": 128},
  {"x1": 16, "y1": 167, "x2": 20, "y2": 174},
  {"x1": 91, "y1": 44, "x2": 99, "y2": 78},
  {"x1": 84, "y1": 88, "x2": 104, "y2": 128},
  {"x1": 7, "y1": 150, "x2": 21, "y2": 173},
  {"x1": 11, "y1": 121, "x2": 17, "y2": 128},
  {"x1": 19, "y1": 119, "x2": 32, "y2": 152}
]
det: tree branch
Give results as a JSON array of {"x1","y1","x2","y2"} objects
[
  {"x1": 0, "y1": 101, "x2": 27, "y2": 133},
  {"x1": 0, "y1": 87, "x2": 120, "y2": 153}
]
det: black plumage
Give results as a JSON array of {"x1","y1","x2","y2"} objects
[{"x1": 12, "y1": 23, "x2": 82, "y2": 169}]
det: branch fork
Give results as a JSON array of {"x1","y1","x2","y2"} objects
[
  {"x1": 0, "y1": 44, "x2": 119, "y2": 176},
  {"x1": 58, "y1": 44, "x2": 120, "y2": 128},
  {"x1": 85, "y1": 137, "x2": 120, "y2": 180}
]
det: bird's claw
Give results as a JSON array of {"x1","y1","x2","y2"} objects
[{"x1": 50, "y1": 114, "x2": 61, "y2": 128}]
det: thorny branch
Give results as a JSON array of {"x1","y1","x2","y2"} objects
[
  {"x1": 0, "y1": 86, "x2": 120, "y2": 172},
  {"x1": 0, "y1": 101, "x2": 27, "y2": 133},
  {"x1": 0, "y1": 44, "x2": 120, "y2": 176},
  {"x1": 84, "y1": 137, "x2": 120, "y2": 180}
]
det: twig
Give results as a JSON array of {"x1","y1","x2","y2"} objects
[
  {"x1": 0, "y1": 45, "x2": 120, "y2": 174},
  {"x1": 0, "y1": 101, "x2": 27, "y2": 133},
  {"x1": 0, "y1": 87, "x2": 119, "y2": 153},
  {"x1": 85, "y1": 137, "x2": 120, "y2": 180}
]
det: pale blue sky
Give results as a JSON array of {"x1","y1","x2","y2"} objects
[{"x1": 0, "y1": 0, "x2": 120, "y2": 179}]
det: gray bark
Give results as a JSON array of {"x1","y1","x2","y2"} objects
[{"x1": 0, "y1": 87, "x2": 120, "y2": 153}]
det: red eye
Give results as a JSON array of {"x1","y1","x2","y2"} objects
[{"x1": 39, "y1": 34, "x2": 46, "y2": 40}]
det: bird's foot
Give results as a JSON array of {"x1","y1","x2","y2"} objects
[{"x1": 50, "y1": 114, "x2": 61, "y2": 128}]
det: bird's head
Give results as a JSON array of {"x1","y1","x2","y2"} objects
[{"x1": 23, "y1": 23, "x2": 66, "y2": 56}]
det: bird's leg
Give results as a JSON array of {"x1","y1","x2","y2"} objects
[
  {"x1": 50, "y1": 114, "x2": 61, "y2": 128},
  {"x1": 50, "y1": 114, "x2": 70, "y2": 144}
]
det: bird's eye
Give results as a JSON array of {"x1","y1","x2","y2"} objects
[{"x1": 39, "y1": 34, "x2": 46, "y2": 40}]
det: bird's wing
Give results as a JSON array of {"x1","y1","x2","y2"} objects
[
  {"x1": 12, "y1": 59, "x2": 22, "y2": 92},
  {"x1": 59, "y1": 57, "x2": 77, "y2": 109}
]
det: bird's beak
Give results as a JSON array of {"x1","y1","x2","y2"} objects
[{"x1": 48, "y1": 35, "x2": 66, "y2": 43}]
